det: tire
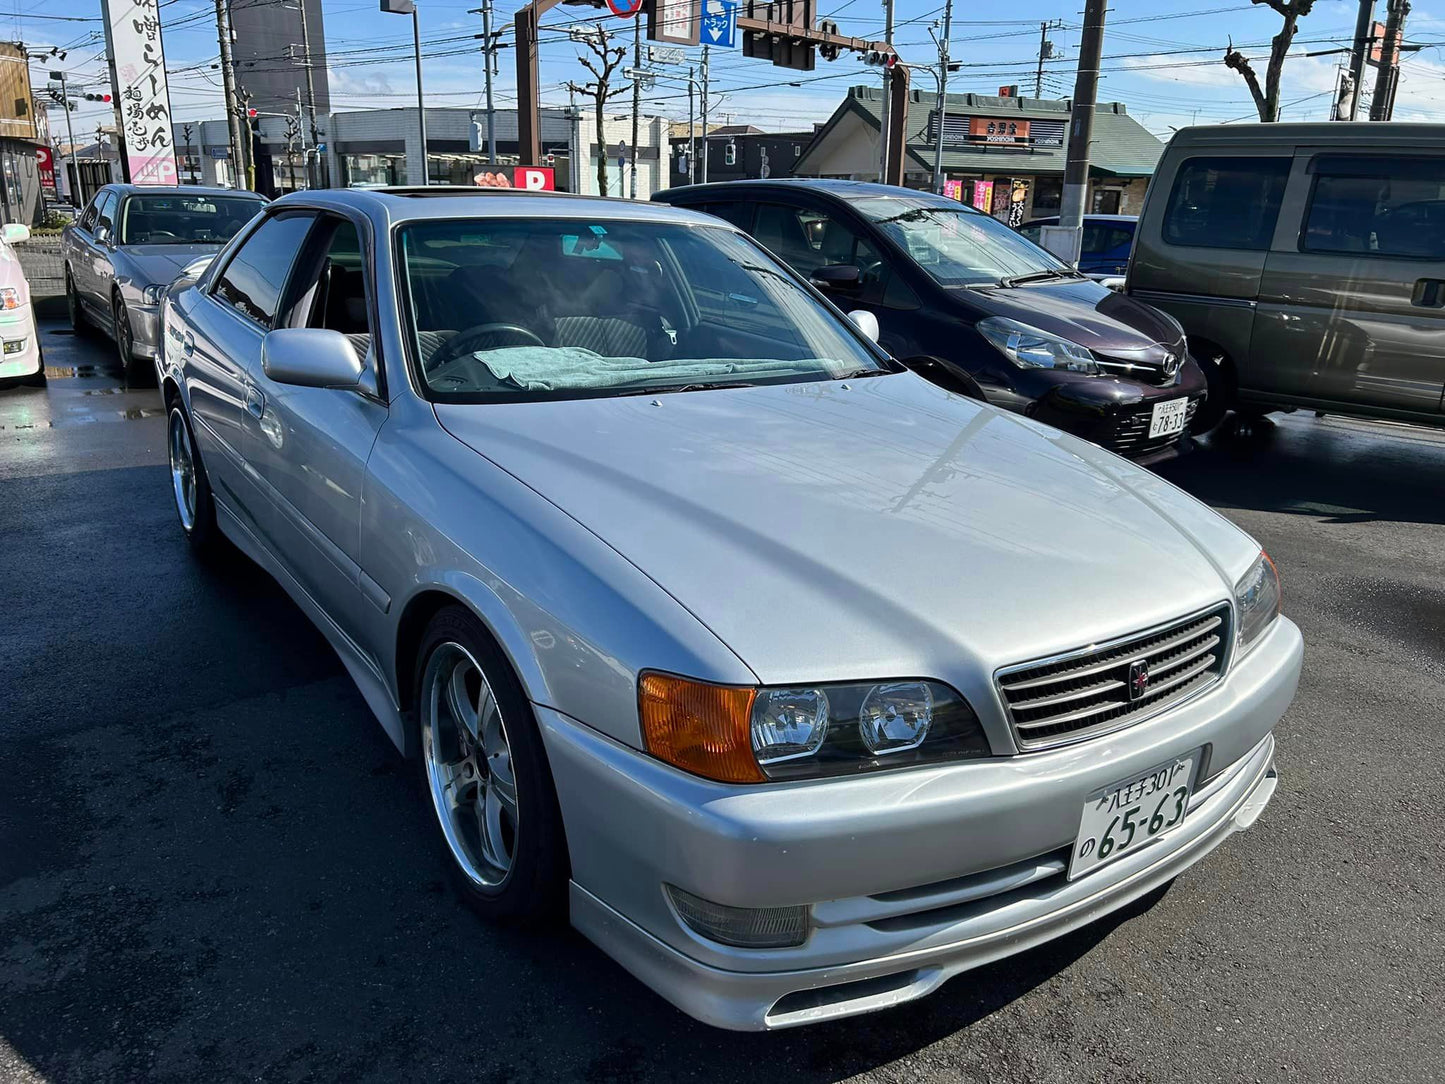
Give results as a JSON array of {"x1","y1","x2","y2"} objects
[
  {"x1": 1189, "y1": 348, "x2": 1233, "y2": 434},
  {"x1": 65, "y1": 269, "x2": 92, "y2": 336},
  {"x1": 413, "y1": 605, "x2": 569, "y2": 923},
  {"x1": 166, "y1": 402, "x2": 219, "y2": 552},
  {"x1": 114, "y1": 297, "x2": 147, "y2": 386},
  {"x1": 20, "y1": 344, "x2": 45, "y2": 387}
]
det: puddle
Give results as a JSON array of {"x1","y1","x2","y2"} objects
[
  {"x1": 83, "y1": 388, "x2": 126, "y2": 396},
  {"x1": 43, "y1": 365, "x2": 100, "y2": 378},
  {"x1": 47, "y1": 329, "x2": 74, "y2": 337}
]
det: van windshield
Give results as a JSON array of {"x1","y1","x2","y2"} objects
[{"x1": 856, "y1": 197, "x2": 1069, "y2": 287}]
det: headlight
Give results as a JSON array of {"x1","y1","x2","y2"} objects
[
  {"x1": 141, "y1": 283, "x2": 167, "y2": 305},
  {"x1": 639, "y1": 672, "x2": 989, "y2": 784},
  {"x1": 976, "y1": 316, "x2": 1099, "y2": 373},
  {"x1": 0, "y1": 287, "x2": 18, "y2": 310},
  {"x1": 1234, "y1": 551, "x2": 1281, "y2": 653}
]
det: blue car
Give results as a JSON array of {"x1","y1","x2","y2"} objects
[{"x1": 1018, "y1": 214, "x2": 1137, "y2": 280}]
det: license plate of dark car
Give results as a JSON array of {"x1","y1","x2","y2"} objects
[
  {"x1": 1069, "y1": 749, "x2": 1200, "y2": 879},
  {"x1": 1148, "y1": 397, "x2": 1189, "y2": 439}
]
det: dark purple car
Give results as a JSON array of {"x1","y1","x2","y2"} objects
[{"x1": 655, "y1": 180, "x2": 1206, "y2": 463}]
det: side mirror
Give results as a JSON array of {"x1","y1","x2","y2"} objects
[
  {"x1": 262, "y1": 328, "x2": 364, "y2": 389},
  {"x1": 847, "y1": 309, "x2": 880, "y2": 343},
  {"x1": 95, "y1": 225, "x2": 112, "y2": 246},
  {"x1": 180, "y1": 255, "x2": 215, "y2": 280},
  {"x1": 898, "y1": 354, "x2": 984, "y2": 400},
  {"x1": 812, "y1": 264, "x2": 862, "y2": 292},
  {"x1": 2, "y1": 223, "x2": 30, "y2": 245}
]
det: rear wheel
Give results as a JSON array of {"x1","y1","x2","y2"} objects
[
  {"x1": 414, "y1": 606, "x2": 568, "y2": 922},
  {"x1": 1189, "y1": 347, "x2": 1233, "y2": 434}
]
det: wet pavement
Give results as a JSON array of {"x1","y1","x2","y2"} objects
[{"x1": 1, "y1": 323, "x2": 1441, "y2": 1083}]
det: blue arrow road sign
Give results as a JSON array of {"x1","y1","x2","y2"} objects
[{"x1": 701, "y1": 0, "x2": 737, "y2": 47}]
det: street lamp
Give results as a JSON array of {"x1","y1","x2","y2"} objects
[{"x1": 381, "y1": 0, "x2": 428, "y2": 185}]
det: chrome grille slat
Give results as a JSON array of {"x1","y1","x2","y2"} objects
[{"x1": 996, "y1": 605, "x2": 1232, "y2": 751}]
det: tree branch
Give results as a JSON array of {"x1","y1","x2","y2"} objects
[{"x1": 1223, "y1": 38, "x2": 1270, "y2": 121}]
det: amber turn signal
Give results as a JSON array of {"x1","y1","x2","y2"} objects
[{"x1": 638, "y1": 672, "x2": 763, "y2": 784}]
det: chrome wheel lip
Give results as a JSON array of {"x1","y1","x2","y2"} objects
[
  {"x1": 167, "y1": 407, "x2": 197, "y2": 532},
  {"x1": 420, "y1": 641, "x2": 519, "y2": 891}
]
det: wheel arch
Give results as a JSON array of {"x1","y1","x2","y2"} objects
[{"x1": 392, "y1": 582, "x2": 551, "y2": 759}]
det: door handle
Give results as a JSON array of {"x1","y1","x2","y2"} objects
[
  {"x1": 1412, "y1": 279, "x2": 1445, "y2": 307},
  {"x1": 244, "y1": 384, "x2": 265, "y2": 420}
]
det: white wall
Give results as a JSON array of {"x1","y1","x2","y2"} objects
[{"x1": 571, "y1": 112, "x2": 668, "y2": 199}]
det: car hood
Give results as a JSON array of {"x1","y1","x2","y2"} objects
[
  {"x1": 435, "y1": 374, "x2": 1257, "y2": 694},
  {"x1": 957, "y1": 277, "x2": 1184, "y2": 362},
  {"x1": 118, "y1": 243, "x2": 225, "y2": 287}
]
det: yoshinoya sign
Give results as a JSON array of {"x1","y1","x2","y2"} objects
[
  {"x1": 102, "y1": 0, "x2": 178, "y2": 185},
  {"x1": 969, "y1": 117, "x2": 1030, "y2": 145}
]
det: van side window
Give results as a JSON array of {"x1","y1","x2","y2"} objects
[
  {"x1": 1303, "y1": 155, "x2": 1445, "y2": 259},
  {"x1": 1162, "y1": 157, "x2": 1289, "y2": 251}
]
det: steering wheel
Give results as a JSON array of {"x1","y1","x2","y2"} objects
[
  {"x1": 428, "y1": 322, "x2": 546, "y2": 369},
  {"x1": 146, "y1": 230, "x2": 179, "y2": 242}
]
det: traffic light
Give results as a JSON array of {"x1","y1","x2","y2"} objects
[
  {"x1": 863, "y1": 49, "x2": 897, "y2": 69},
  {"x1": 724, "y1": 142, "x2": 736, "y2": 166},
  {"x1": 83, "y1": 92, "x2": 112, "y2": 102},
  {"x1": 818, "y1": 19, "x2": 839, "y2": 62}
]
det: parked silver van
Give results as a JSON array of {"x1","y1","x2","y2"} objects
[{"x1": 1128, "y1": 123, "x2": 1445, "y2": 432}]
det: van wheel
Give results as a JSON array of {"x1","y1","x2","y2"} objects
[{"x1": 1190, "y1": 349, "x2": 1232, "y2": 434}]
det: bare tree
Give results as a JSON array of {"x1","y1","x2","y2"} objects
[
  {"x1": 566, "y1": 27, "x2": 629, "y2": 196},
  {"x1": 1223, "y1": 0, "x2": 1317, "y2": 121}
]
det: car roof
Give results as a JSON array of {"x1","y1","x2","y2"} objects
[
  {"x1": 266, "y1": 185, "x2": 733, "y2": 229},
  {"x1": 655, "y1": 178, "x2": 967, "y2": 208},
  {"x1": 107, "y1": 184, "x2": 265, "y2": 199},
  {"x1": 1168, "y1": 121, "x2": 1445, "y2": 148}
]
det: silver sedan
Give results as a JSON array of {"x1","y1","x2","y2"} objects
[
  {"x1": 158, "y1": 187, "x2": 1302, "y2": 1031},
  {"x1": 61, "y1": 184, "x2": 265, "y2": 381}
]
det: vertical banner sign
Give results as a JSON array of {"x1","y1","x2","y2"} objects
[
  {"x1": 102, "y1": 0, "x2": 178, "y2": 185},
  {"x1": 36, "y1": 147, "x2": 56, "y2": 193}
]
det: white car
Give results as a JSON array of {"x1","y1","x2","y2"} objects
[{"x1": 0, "y1": 223, "x2": 43, "y2": 387}]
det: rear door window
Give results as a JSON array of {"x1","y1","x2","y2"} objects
[
  {"x1": 696, "y1": 202, "x2": 754, "y2": 231},
  {"x1": 1303, "y1": 155, "x2": 1445, "y2": 258},
  {"x1": 1163, "y1": 156, "x2": 1290, "y2": 251},
  {"x1": 212, "y1": 211, "x2": 317, "y2": 327}
]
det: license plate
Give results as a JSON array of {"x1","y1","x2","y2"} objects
[
  {"x1": 1148, "y1": 397, "x2": 1189, "y2": 439},
  {"x1": 1069, "y1": 749, "x2": 1200, "y2": 880}
]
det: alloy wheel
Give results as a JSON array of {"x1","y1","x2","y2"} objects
[
  {"x1": 420, "y1": 642, "x2": 519, "y2": 890},
  {"x1": 115, "y1": 302, "x2": 133, "y2": 367},
  {"x1": 167, "y1": 408, "x2": 197, "y2": 532}
]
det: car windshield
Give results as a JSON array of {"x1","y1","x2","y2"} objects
[
  {"x1": 855, "y1": 197, "x2": 1069, "y2": 286},
  {"x1": 398, "y1": 217, "x2": 888, "y2": 400},
  {"x1": 119, "y1": 194, "x2": 265, "y2": 245}
]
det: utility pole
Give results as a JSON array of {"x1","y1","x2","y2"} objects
[
  {"x1": 1035, "y1": 20, "x2": 1062, "y2": 98},
  {"x1": 687, "y1": 64, "x2": 696, "y2": 185},
  {"x1": 1346, "y1": 0, "x2": 1375, "y2": 120},
  {"x1": 877, "y1": 0, "x2": 893, "y2": 182},
  {"x1": 629, "y1": 13, "x2": 641, "y2": 198},
  {"x1": 215, "y1": 0, "x2": 247, "y2": 188},
  {"x1": 700, "y1": 44, "x2": 710, "y2": 184},
  {"x1": 481, "y1": 0, "x2": 498, "y2": 163},
  {"x1": 56, "y1": 71, "x2": 78, "y2": 194},
  {"x1": 1058, "y1": 0, "x2": 1106, "y2": 263},
  {"x1": 930, "y1": 0, "x2": 953, "y2": 196},
  {"x1": 297, "y1": 0, "x2": 320, "y2": 165},
  {"x1": 1370, "y1": 0, "x2": 1408, "y2": 120}
]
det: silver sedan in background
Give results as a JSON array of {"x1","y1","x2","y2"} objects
[
  {"x1": 61, "y1": 184, "x2": 266, "y2": 381},
  {"x1": 158, "y1": 188, "x2": 1302, "y2": 1030}
]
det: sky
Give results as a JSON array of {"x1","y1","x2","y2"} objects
[{"x1": 13, "y1": 0, "x2": 1445, "y2": 147}]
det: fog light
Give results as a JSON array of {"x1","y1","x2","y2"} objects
[
  {"x1": 666, "y1": 885, "x2": 809, "y2": 948},
  {"x1": 2, "y1": 338, "x2": 24, "y2": 355}
]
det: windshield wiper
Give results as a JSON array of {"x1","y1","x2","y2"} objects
[
  {"x1": 612, "y1": 381, "x2": 759, "y2": 397},
  {"x1": 998, "y1": 268, "x2": 1081, "y2": 288},
  {"x1": 833, "y1": 366, "x2": 890, "y2": 380}
]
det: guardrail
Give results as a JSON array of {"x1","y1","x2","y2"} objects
[{"x1": 15, "y1": 238, "x2": 68, "y2": 318}]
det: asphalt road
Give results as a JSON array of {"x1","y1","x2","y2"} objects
[{"x1": 2, "y1": 323, "x2": 1441, "y2": 1083}]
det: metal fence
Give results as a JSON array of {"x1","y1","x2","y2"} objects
[{"x1": 16, "y1": 237, "x2": 67, "y2": 313}]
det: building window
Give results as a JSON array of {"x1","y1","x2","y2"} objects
[{"x1": 1032, "y1": 177, "x2": 1062, "y2": 213}]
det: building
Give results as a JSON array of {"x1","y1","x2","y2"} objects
[
  {"x1": 0, "y1": 43, "x2": 49, "y2": 224},
  {"x1": 794, "y1": 86, "x2": 1165, "y2": 224},
  {"x1": 667, "y1": 124, "x2": 819, "y2": 187},
  {"x1": 230, "y1": 0, "x2": 329, "y2": 121}
]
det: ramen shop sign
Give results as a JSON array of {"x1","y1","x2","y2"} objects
[{"x1": 102, "y1": 0, "x2": 178, "y2": 185}]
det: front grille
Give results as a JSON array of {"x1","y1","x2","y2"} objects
[
  {"x1": 1094, "y1": 357, "x2": 1175, "y2": 387},
  {"x1": 996, "y1": 604, "x2": 1232, "y2": 751},
  {"x1": 1098, "y1": 397, "x2": 1198, "y2": 457}
]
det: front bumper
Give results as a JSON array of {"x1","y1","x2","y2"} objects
[
  {"x1": 539, "y1": 616, "x2": 1303, "y2": 1030},
  {"x1": 0, "y1": 304, "x2": 40, "y2": 378}
]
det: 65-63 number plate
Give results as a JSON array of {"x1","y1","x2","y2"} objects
[{"x1": 1069, "y1": 749, "x2": 1200, "y2": 880}]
